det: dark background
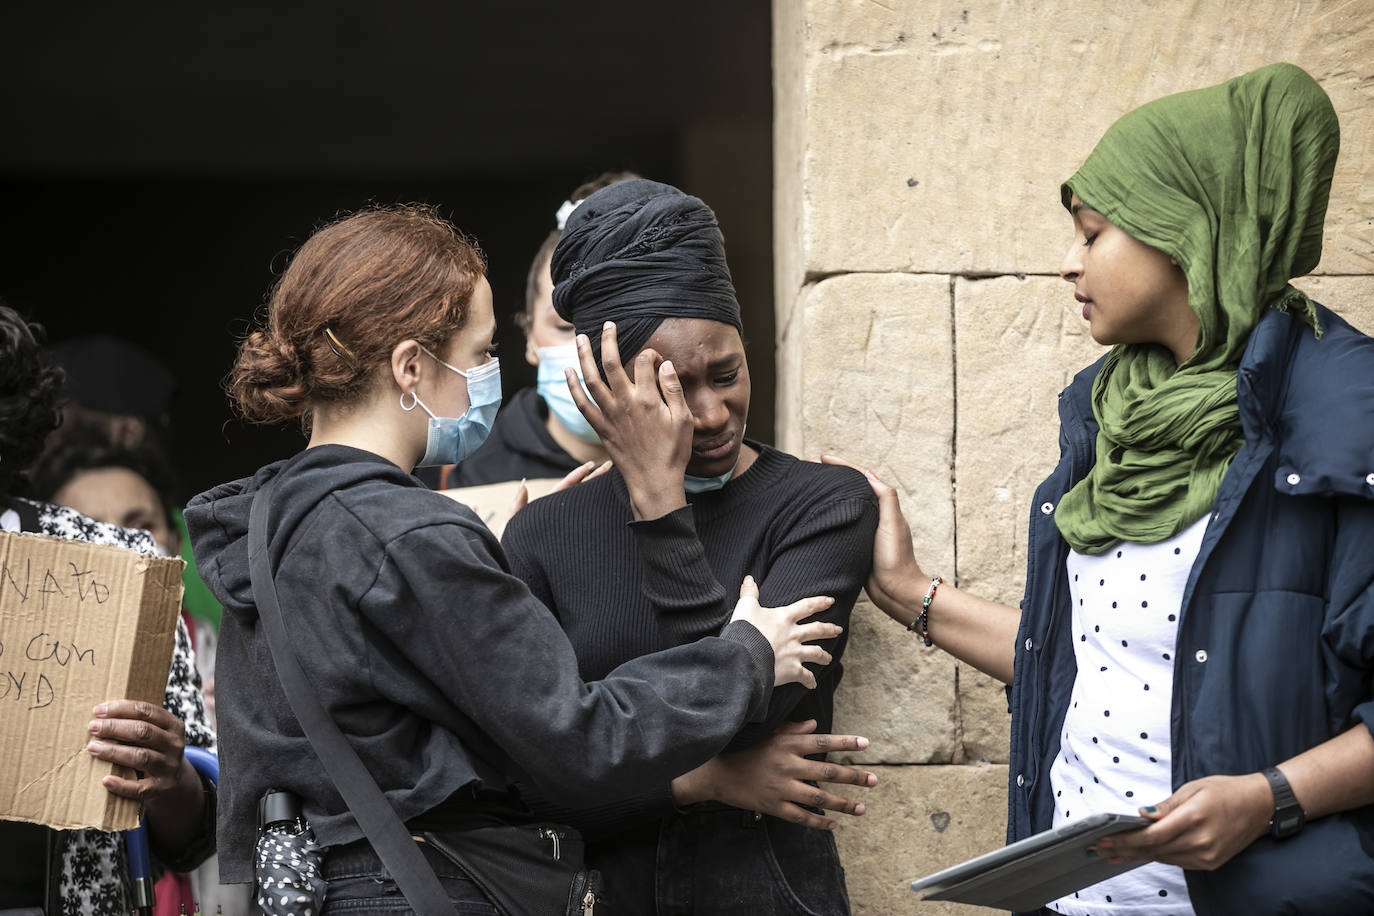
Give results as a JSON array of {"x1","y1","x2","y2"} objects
[{"x1": 0, "y1": 2, "x2": 774, "y2": 499}]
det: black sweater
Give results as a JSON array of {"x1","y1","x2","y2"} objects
[
  {"x1": 501, "y1": 444, "x2": 877, "y2": 836},
  {"x1": 185, "y1": 445, "x2": 774, "y2": 882}
]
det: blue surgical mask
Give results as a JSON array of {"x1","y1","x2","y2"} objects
[
  {"x1": 404, "y1": 347, "x2": 503, "y2": 467},
  {"x1": 535, "y1": 345, "x2": 600, "y2": 444},
  {"x1": 684, "y1": 424, "x2": 747, "y2": 494},
  {"x1": 683, "y1": 470, "x2": 734, "y2": 493}
]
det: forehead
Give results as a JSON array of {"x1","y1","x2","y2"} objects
[
  {"x1": 466, "y1": 275, "x2": 497, "y2": 330},
  {"x1": 642, "y1": 317, "x2": 744, "y2": 368},
  {"x1": 59, "y1": 467, "x2": 162, "y2": 511},
  {"x1": 1068, "y1": 195, "x2": 1104, "y2": 220}
]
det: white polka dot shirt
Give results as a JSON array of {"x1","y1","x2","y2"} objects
[{"x1": 1047, "y1": 515, "x2": 1209, "y2": 915}]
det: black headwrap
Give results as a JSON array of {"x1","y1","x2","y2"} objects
[{"x1": 550, "y1": 179, "x2": 742, "y2": 372}]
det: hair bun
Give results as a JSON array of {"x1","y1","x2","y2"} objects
[{"x1": 229, "y1": 329, "x2": 310, "y2": 423}]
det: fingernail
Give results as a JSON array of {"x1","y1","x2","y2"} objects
[
  {"x1": 662, "y1": 360, "x2": 674, "y2": 372},
  {"x1": 827, "y1": 820, "x2": 837, "y2": 830},
  {"x1": 565, "y1": 367, "x2": 575, "y2": 379},
  {"x1": 603, "y1": 321, "x2": 613, "y2": 331},
  {"x1": 88, "y1": 721, "x2": 100, "y2": 733},
  {"x1": 598, "y1": 460, "x2": 612, "y2": 471},
  {"x1": 1141, "y1": 805, "x2": 1158, "y2": 815},
  {"x1": 87, "y1": 741, "x2": 107, "y2": 754},
  {"x1": 576, "y1": 334, "x2": 588, "y2": 349},
  {"x1": 519, "y1": 478, "x2": 527, "y2": 489},
  {"x1": 93, "y1": 704, "x2": 107, "y2": 716},
  {"x1": 856, "y1": 737, "x2": 869, "y2": 749},
  {"x1": 853, "y1": 804, "x2": 865, "y2": 816}
]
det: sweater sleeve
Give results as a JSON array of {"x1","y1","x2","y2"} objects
[
  {"x1": 503, "y1": 512, "x2": 557, "y2": 620},
  {"x1": 358, "y1": 520, "x2": 774, "y2": 806},
  {"x1": 629, "y1": 491, "x2": 877, "y2": 747}
]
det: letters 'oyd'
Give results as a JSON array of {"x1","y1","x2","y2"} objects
[{"x1": 0, "y1": 530, "x2": 184, "y2": 832}]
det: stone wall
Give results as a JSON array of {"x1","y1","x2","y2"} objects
[{"x1": 772, "y1": 2, "x2": 1374, "y2": 912}]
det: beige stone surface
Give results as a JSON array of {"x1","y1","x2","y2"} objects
[
  {"x1": 1292, "y1": 275, "x2": 1374, "y2": 336},
  {"x1": 833, "y1": 599, "x2": 961, "y2": 764},
  {"x1": 957, "y1": 665, "x2": 1011, "y2": 764},
  {"x1": 798, "y1": 272, "x2": 956, "y2": 577},
  {"x1": 791, "y1": 0, "x2": 1374, "y2": 277},
  {"x1": 953, "y1": 275, "x2": 1107, "y2": 606},
  {"x1": 830, "y1": 763, "x2": 1007, "y2": 915},
  {"x1": 773, "y1": 0, "x2": 809, "y2": 318}
]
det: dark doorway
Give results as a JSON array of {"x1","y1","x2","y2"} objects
[{"x1": 0, "y1": 2, "x2": 773, "y2": 499}]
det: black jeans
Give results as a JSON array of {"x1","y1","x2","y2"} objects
[
  {"x1": 321, "y1": 839, "x2": 498, "y2": 914},
  {"x1": 653, "y1": 802, "x2": 849, "y2": 915}
]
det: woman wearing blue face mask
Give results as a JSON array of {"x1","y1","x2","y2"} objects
[
  {"x1": 440, "y1": 173, "x2": 638, "y2": 489},
  {"x1": 184, "y1": 203, "x2": 858, "y2": 912}
]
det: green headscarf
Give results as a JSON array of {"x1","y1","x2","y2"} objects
[{"x1": 1054, "y1": 63, "x2": 1340, "y2": 554}]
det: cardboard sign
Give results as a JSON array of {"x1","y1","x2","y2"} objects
[
  {"x1": 0, "y1": 530, "x2": 184, "y2": 832},
  {"x1": 442, "y1": 478, "x2": 562, "y2": 539}
]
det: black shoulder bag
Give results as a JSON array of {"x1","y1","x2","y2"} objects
[{"x1": 247, "y1": 480, "x2": 601, "y2": 916}]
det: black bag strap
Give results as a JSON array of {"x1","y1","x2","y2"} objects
[{"x1": 248, "y1": 478, "x2": 458, "y2": 916}]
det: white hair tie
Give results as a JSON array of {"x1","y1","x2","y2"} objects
[{"x1": 555, "y1": 198, "x2": 584, "y2": 231}]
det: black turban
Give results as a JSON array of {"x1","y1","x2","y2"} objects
[{"x1": 550, "y1": 179, "x2": 742, "y2": 372}]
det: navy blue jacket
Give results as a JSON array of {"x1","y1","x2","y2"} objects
[{"x1": 1008, "y1": 304, "x2": 1374, "y2": 915}]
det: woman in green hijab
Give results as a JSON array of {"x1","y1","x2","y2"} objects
[{"x1": 831, "y1": 63, "x2": 1374, "y2": 913}]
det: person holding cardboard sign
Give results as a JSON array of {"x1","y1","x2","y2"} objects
[
  {"x1": 185, "y1": 203, "x2": 856, "y2": 913},
  {"x1": 0, "y1": 303, "x2": 215, "y2": 915}
]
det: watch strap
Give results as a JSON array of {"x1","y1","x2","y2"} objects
[{"x1": 1262, "y1": 766, "x2": 1304, "y2": 838}]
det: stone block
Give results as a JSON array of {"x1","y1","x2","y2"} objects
[
  {"x1": 830, "y1": 762, "x2": 1007, "y2": 915},
  {"x1": 798, "y1": 272, "x2": 956, "y2": 579},
  {"x1": 953, "y1": 275, "x2": 1106, "y2": 606},
  {"x1": 789, "y1": 0, "x2": 1374, "y2": 277},
  {"x1": 958, "y1": 665, "x2": 1011, "y2": 764},
  {"x1": 833, "y1": 599, "x2": 962, "y2": 765}
]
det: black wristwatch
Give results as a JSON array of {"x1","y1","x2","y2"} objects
[{"x1": 1262, "y1": 766, "x2": 1305, "y2": 839}]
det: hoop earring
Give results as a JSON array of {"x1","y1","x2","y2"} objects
[{"x1": 399, "y1": 391, "x2": 419, "y2": 412}]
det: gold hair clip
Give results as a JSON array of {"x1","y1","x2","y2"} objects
[{"x1": 324, "y1": 327, "x2": 356, "y2": 361}]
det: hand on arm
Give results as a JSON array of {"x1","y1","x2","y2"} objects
[
  {"x1": 822, "y1": 455, "x2": 1020, "y2": 685},
  {"x1": 566, "y1": 321, "x2": 691, "y2": 520},
  {"x1": 88, "y1": 699, "x2": 206, "y2": 850},
  {"x1": 1098, "y1": 724, "x2": 1374, "y2": 870},
  {"x1": 671, "y1": 720, "x2": 877, "y2": 830},
  {"x1": 729, "y1": 575, "x2": 839, "y2": 689}
]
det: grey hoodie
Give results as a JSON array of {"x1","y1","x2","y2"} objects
[{"x1": 186, "y1": 444, "x2": 773, "y2": 883}]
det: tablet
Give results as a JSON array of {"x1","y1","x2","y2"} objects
[{"x1": 909, "y1": 812, "x2": 1152, "y2": 911}]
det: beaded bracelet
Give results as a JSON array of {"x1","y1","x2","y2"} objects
[{"x1": 906, "y1": 576, "x2": 943, "y2": 647}]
